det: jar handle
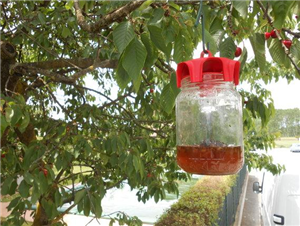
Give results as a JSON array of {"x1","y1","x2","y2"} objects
[{"x1": 200, "y1": 50, "x2": 213, "y2": 58}]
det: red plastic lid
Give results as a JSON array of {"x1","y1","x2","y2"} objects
[{"x1": 176, "y1": 51, "x2": 240, "y2": 88}]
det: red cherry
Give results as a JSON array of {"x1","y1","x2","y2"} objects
[
  {"x1": 296, "y1": 15, "x2": 298, "y2": 19},
  {"x1": 150, "y1": 88, "x2": 154, "y2": 93},
  {"x1": 147, "y1": 173, "x2": 152, "y2": 178},
  {"x1": 282, "y1": 40, "x2": 292, "y2": 49},
  {"x1": 270, "y1": 29, "x2": 279, "y2": 38},
  {"x1": 264, "y1": 32, "x2": 271, "y2": 40},
  {"x1": 39, "y1": 168, "x2": 48, "y2": 177},
  {"x1": 1, "y1": 154, "x2": 6, "y2": 158},
  {"x1": 234, "y1": 47, "x2": 242, "y2": 57},
  {"x1": 43, "y1": 169, "x2": 48, "y2": 177}
]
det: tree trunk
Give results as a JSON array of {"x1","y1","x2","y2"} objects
[
  {"x1": 1, "y1": 41, "x2": 49, "y2": 226},
  {"x1": 32, "y1": 202, "x2": 50, "y2": 226}
]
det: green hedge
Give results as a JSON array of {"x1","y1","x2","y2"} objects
[{"x1": 155, "y1": 175, "x2": 237, "y2": 226}]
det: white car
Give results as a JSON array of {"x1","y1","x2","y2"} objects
[
  {"x1": 253, "y1": 149, "x2": 300, "y2": 226},
  {"x1": 290, "y1": 143, "x2": 300, "y2": 152}
]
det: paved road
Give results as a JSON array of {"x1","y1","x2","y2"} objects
[{"x1": 241, "y1": 174, "x2": 262, "y2": 226}]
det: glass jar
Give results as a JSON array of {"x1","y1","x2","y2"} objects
[{"x1": 176, "y1": 73, "x2": 244, "y2": 175}]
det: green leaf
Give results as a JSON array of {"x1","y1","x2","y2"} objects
[
  {"x1": 209, "y1": 17, "x2": 225, "y2": 48},
  {"x1": 7, "y1": 196, "x2": 21, "y2": 211},
  {"x1": 220, "y1": 37, "x2": 236, "y2": 59},
  {"x1": 11, "y1": 105, "x2": 23, "y2": 127},
  {"x1": 38, "y1": 171, "x2": 48, "y2": 194},
  {"x1": 65, "y1": 1, "x2": 74, "y2": 10},
  {"x1": 233, "y1": 1, "x2": 249, "y2": 18},
  {"x1": 41, "y1": 199, "x2": 57, "y2": 218},
  {"x1": 249, "y1": 33, "x2": 266, "y2": 72},
  {"x1": 116, "y1": 61, "x2": 131, "y2": 89},
  {"x1": 141, "y1": 33, "x2": 158, "y2": 69},
  {"x1": 174, "y1": 30, "x2": 193, "y2": 63},
  {"x1": 5, "y1": 107, "x2": 14, "y2": 123},
  {"x1": 138, "y1": 0, "x2": 154, "y2": 11},
  {"x1": 113, "y1": 21, "x2": 135, "y2": 53},
  {"x1": 204, "y1": 29, "x2": 217, "y2": 55},
  {"x1": 83, "y1": 196, "x2": 91, "y2": 216},
  {"x1": 269, "y1": 39, "x2": 290, "y2": 68},
  {"x1": 154, "y1": 190, "x2": 160, "y2": 203},
  {"x1": 148, "y1": 8, "x2": 164, "y2": 24},
  {"x1": 38, "y1": 12, "x2": 46, "y2": 25},
  {"x1": 0, "y1": 99, "x2": 5, "y2": 108},
  {"x1": 122, "y1": 38, "x2": 147, "y2": 92},
  {"x1": 19, "y1": 112, "x2": 30, "y2": 133},
  {"x1": 239, "y1": 47, "x2": 248, "y2": 74},
  {"x1": 54, "y1": 190, "x2": 62, "y2": 206},
  {"x1": 132, "y1": 72, "x2": 142, "y2": 93},
  {"x1": 31, "y1": 182, "x2": 40, "y2": 204},
  {"x1": 148, "y1": 25, "x2": 167, "y2": 53},
  {"x1": 169, "y1": 2, "x2": 180, "y2": 11},
  {"x1": 133, "y1": 155, "x2": 140, "y2": 172},
  {"x1": 75, "y1": 189, "x2": 86, "y2": 204},
  {"x1": 19, "y1": 180, "x2": 31, "y2": 198},
  {"x1": 1, "y1": 114, "x2": 9, "y2": 137},
  {"x1": 1, "y1": 176, "x2": 14, "y2": 195},
  {"x1": 160, "y1": 84, "x2": 176, "y2": 114},
  {"x1": 170, "y1": 72, "x2": 180, "y2": 97},
  {"x1": 91, "y1": 194, "x2": 102, "y2": 218},
  {"x1": 271, "y1": 1, "x2": 293, "y2": 29},
  {"x1": 62, "y1": 27, "x2": 72, "y2": 38},
  {"x1": 290, "y1": 39, "x2": 300, "y2": 63},
  {"x1": 24, "y1": 172, "x2": 34, "y2": 185}
]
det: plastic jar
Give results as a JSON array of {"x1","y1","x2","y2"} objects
[{"x1": 176, "y1": 52, "x2": 244, "y2": 175}]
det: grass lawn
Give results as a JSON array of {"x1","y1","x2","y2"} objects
[
  {"x1": 0, "y1": 217, "x2": 32, "y2": 225},
  {"x1": 275, "y1": 137, "x2": 300, "y2": 148}
]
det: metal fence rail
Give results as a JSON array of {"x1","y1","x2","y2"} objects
[{"x1": 216, "y1": 164, "x2": 247, "y2": 226}]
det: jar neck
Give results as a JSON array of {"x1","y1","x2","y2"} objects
[{"x1": 181, "y1": 74, "x2": 235, "y2": 89}]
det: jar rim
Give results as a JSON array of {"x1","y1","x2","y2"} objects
[{"x1": 181, "y1": 73, "x2": 234, "y2": 88}]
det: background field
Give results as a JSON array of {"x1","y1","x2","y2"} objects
[{"x1": 275, "y1": 137, "x2": 300, "y2": 148}]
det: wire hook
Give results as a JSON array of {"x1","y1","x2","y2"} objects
[{"x1": 195, "y1": 0, "x2": 209, "y2": 54}]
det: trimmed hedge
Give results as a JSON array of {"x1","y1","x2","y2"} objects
[{"x1": 155, "y1": 175, "x2": 237, "y2": 226}]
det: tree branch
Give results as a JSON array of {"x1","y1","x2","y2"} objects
[
  {"x1": 282, "y1": 28, "x2": 300, "y2": 39},
  {"x1": 74, "y1": 0, "x2": 144, "y2": 33},
  {"x1": 256, "y1": 0, "x2": 300, "y2": 76},
  {"x1": 16, "y1": 58, "x2": 118, "y2": 70},
  {"x1": 12, "y1": 59, "x2": 118, "y2": 84},
  {"x1": 1, "y1": 41, "x2": 16, "y2": 60}
]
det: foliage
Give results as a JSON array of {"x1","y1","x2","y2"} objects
[
  {"x1": 0, "y1": 1, "x2": 299, "y2": 225},
  {"x1": 268, "y1": 108, "x2": 300, "y2": 137},
  {"x1": 1, "y1": 218, "x2": 32, "y2": 226},
  {"x1": 155, "y1": 175, "x2": 237, "y2": 226}
]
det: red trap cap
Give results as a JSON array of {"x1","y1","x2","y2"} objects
[{"x1": 176, "y1": 51, "x2": 240, "y2": 88}]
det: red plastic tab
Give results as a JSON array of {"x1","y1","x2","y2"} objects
[{"x1": 176, "y1": 51, "x2": 240, "y2": 88}]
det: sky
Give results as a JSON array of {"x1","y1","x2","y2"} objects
[
  {"x1": 239, "y1": 78, "x2": 300, "y2": 109},
  {"x1": 239, "y1": 40, "x2": 300, "y2": 110},
  {"x1": 259, "y1": 78, "x2": 300, "y2": 109}
]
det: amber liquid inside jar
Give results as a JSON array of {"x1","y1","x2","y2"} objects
[{"x1": 177, "y1": 145, "x2": 243, "y2": 175}]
